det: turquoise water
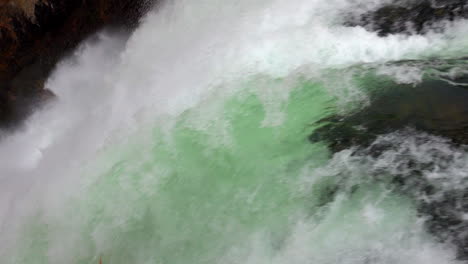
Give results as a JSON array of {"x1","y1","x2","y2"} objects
[
  {"x1": 2, "y1": 0, "x2": 468, "y2": 263},
  {"x1": 9, "y1": 79, "x2": 455, "y2": 263}
]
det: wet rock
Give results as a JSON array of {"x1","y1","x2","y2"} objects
[
  {"x1": 345, "y1": 0, "x2": 468, "y2": 36},
  {"x1": 0, "y1": 0, "x2": 154, "y2": 128}
]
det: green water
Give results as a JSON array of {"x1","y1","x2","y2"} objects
[
  {"x1": 4, "y1": 0, "x2": 468, "y2": 261},
  {"x1": 10, "y1": 77, "x2": 450, "y2": 264}
]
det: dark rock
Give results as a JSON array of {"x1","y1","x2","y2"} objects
[
  {"x1": 345, "y1": 0, "x2": 468, "y2": 36},
  {"x1": 0, "y1": 0, "x2": 154, "y2": 128}
]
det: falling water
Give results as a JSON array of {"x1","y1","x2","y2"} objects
[{"x1": 2, "y1": 0, "x2": 468, "y2": 263}]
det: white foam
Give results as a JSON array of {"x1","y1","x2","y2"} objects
[{"x1": 0, "y1": 0, "x2": 468, "y2": 262}]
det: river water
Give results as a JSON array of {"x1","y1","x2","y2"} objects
[{"x1": 1, "y1": 0, "x2": 468, "y2": 263}]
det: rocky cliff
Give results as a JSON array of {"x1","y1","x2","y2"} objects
[{"x1": 0, "y1": 0, "x2": 152, "y2": 127}]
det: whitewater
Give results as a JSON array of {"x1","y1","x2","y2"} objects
[{"x1": 2, "y1": 0, "x2": 468, "y2": 263}]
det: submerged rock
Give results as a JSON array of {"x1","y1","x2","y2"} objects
[
  {"x1": 0, "y1": 0, "x2": 153, "y2": 127},
  {"x1": 345, "y1": 0, "x2": 468, "y2": 36}
]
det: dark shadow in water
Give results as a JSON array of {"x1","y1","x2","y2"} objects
[
  {"x1": 309, "y1": 60, "x2": 468, "y2": 260},
  {"x1": 310, "y1": 70, "x2": 468, "y2": 153},
  {"x1": 344, "y1": 0, "x2": 468, "y2": 36}
]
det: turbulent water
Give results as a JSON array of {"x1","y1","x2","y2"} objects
[{"x1": 2, "y1": 0, "x2": 468, "y2": 263}]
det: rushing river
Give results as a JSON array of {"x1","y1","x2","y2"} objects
[{"x1": 2, "y1": 0, "x2": 468, "y2": 263}]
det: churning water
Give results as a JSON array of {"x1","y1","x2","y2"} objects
[{"x1": 2, "y1": 0, "x2": 468, "y2": 263}]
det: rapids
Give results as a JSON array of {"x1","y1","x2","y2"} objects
[{"x1": 1, "y1": 0, "x2": 468, "y2": 263}]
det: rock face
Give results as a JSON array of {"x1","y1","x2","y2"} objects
[
  {"x1": 0, "y1": 0, "x2": 152, "y2": 127},
  {"x1": 345, "y1": 0, "x2": 468, "y2": 36}
]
